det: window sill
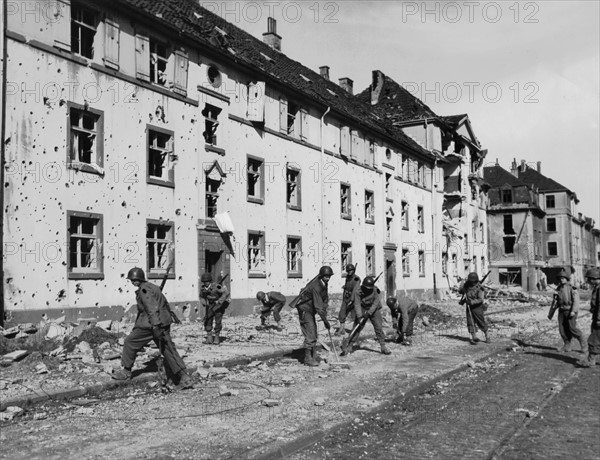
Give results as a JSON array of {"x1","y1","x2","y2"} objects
[
  {"x1": 247, "y1": 196, "x2": 264, "y2": 205},
  {"x1": 248, "y1": 272, "x2": 267, "y2": 279},
  {"x1": 419, "y1": 274, "x2": 426, "y2": 278},
  {"x1": 148, "y1": 272, "x2": 176, "y2": 280},
  {"x1": 205, "y1": 144, "x2": 226, "y2": 156},
  {"x1": 403, "y1": 273, "x2": 411, "y2": 278},
  {"x1": 402, "y1": 227, "x2": 409, "y2": 231},
  {"x1": 341, "y1": 214, "x2": 352, "y2": 221},
  {"x1": 68, "y1": 271, "x2": 104, "y2": 280},
  {"x1": 366, "y1": 219, "x2": 375, "y2": 225},
  {"x1": 287, "y1": 272, "x2": 303, "y2": 279},
  {"x1": 287, "y1": 204, "x2": 302, "y2": 212},
  {"x1": 148, "y1": 177, "x2": 175, "y2": 188},
  {"x1": 68, "y1": 161, "x2": 105, "y2": 177},
  {"x1": 386, "y1": 198, "x2": 393, "y2": 203}
]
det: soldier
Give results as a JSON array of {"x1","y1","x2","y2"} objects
[
  {"x1": 552, "y1": 269, "x2": 585, "y2": 352},
  {"x1": 335, "y1": 264, "x2": 361, "y2": 336},
  {"x1": 459, "y1": 272, "x2": 490, "y2": 345},
  {"x1": 200, "y1": 273, "x2": 230, "y2": 345},
  {"x1": 113, "y1": 267, "x2": 193, "y2": 390},
  {"x1": 352, "y1": 276, "x2": 391, "y2": 354},
  {"x1": 256, "y1": 291, "x2": 286, "y2": 331},
  {"x1": 580, "y1": 268, "x2": 600, "y2": 367},
  {"x1": 295, "y1": 266, "x2": 333, "y2": 367},
  {"x1": 386, "y1": 294, "x2": 419, "y2": 346}
]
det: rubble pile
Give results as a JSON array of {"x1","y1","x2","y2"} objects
[{"x1": 417, "y1": 304, "x2": 461, "y2": 328}]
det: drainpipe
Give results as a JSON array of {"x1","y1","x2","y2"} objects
[
  {"x1": 0, "y1": 0, "x2": 7, "y2": 326},
  {"x1": 320, "y1": 107, "x2": 330, "y2": 260}
]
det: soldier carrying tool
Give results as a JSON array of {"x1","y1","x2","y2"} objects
[
  {"x1": 386, "y1": 293, "x2": 419, "y2": 346},
  {"x1": 113, "y1": 267, "x2": 193, "y2": 390},
  {"x1": 335, "y1": 264, "x2": 361, "y2": 337},
  {"x1": 256, "y1": 290, "x2": 286, "y2": 331},
  {"x1": 341, "y1": 273, "x2": 391, "y2": 356},
  {"x1": 459, "y1": 271, "x2": 491, "y2": 345},
  {"x1": 200, "y1": 273, "x2": 230, "y2": 345}
]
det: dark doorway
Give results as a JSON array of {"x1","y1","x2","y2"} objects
[{"x1": 384, "y1": 253, "x2": 396, "y2": 299}]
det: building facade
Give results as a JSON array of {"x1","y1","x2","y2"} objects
[{"x1": 1, "y1": 0, "x2": 446, "y2": 324}]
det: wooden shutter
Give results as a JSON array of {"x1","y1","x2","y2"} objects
[
  {"x1": 300, "y1": 109, "x2": 308, "y2": 140},
  {"x1": 173, "y1": 50, "x2": 189, "y2": 96},
  {"x1": 103, "y1": 18, "x2": 120, "y2": 70},
  {"x1": 247, "y1": 81, "x2": 265, "y2": 122},
  {"x1": 279, "y1": 98, "x2": 288, "y2": 133},
  {"x1": 340, "y1": 126, "x2": 350, "y2": 157},
  {"x1": 53, "y1": 0, "x2": 71, "y2": 51},
  {"x1": 135, "y1": 34, "x2": 150, "y2": 81}
]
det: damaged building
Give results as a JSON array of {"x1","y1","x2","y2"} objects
[
  {"x1": 1, "y1": 0, "x2": 452, "y2": 325},
  {"x1": 356, "y1": 71, "x2": 489, "y2": 288}
]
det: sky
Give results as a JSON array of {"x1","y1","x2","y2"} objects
[{"x1": 206, "y1": 0, "x2": 600, "y2": 223}]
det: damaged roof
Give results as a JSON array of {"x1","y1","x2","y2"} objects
[
  {"x1": 114, "y1": 0, "x2": 435, "y2": 160},
  {"x1": 483, "y1": 164, "x2": 528, "y2": 188}
]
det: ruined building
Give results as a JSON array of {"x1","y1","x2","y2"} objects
[{"x1": 1, "y1": 0, "x2": 451, "y2": 324}]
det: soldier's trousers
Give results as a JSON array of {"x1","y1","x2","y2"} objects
[
  {"x1": 261, "y1": 300, "x2": 285, "y2": 323},
  {"x1": 398, "y1": 305, "x2": 420, "y2": 340},
  {"x1": 357, "y1": 308, "x2": 386, "y2": 344},
  {"x1": 297, "y1": 308, "x2": 317, "y2": 349},
  {"x1": 557, "y1": 310, "x2": 583, "y2": 343},
  {"x1": 338, "y1": 301, "x2": 357, "y2": 324},
  {"x1": 587, "y1": 325, "x2": 600, "y2": 354},
  {"x1": 466, "y1": 305, "x2": 488, "y2": 334},
  {"x1": 121, "y1": 326, "x2": 186, "y2": 375},
  {"x1": 204, "y1": 304, "x2": 224, "y2": 335}
]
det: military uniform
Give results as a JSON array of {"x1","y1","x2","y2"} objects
[
  {"x1": 121, "y1": 280, "x2": 187, "y2": 377},
  {"x1": 353, "y1": 286, "x2": 390, "y2": 354},
  {"x1": 296, "y1": 277, "x2": 329, "y2": 350},
  {"x1": 201, "y1": 282, "x2": 230, "y2": 343},
  {"x1": 259, "y1": 291, "x2": 286, "y2": 325},
  {"x1": 459, "y1": 276, "x2": 489, "y2": 344},
  {"x1": 389, "y1": 295, "x2": 419, "y2": 344},
  {"x1": 337, "y1": 273, "x2": 361, "y2": 334},
  {"x1": 581, "y1": 269, "x2": 600, "y2": 366},
  {"x1": 554, "y1": 279, "x2": 584, "y2": 352}
]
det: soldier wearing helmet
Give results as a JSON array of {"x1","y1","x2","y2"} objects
[
  {"x1": 552, "y1": 268, "x2": 585, "y2": 353},
  {"x1": 580, "y1": 268, "x2": 600, "y2": 367},
  {"x1": 335, "y1": 264, "x2": 362, "y2": 337},
  {"x1": 113, "y1": 267, "x2": 193, "y2": 390},
  {"x1": 256, "y1": 290, "x2": 286, "y2": 331},
  {"x1": 349, "y1": 276, "x2": 391, "y2": 355},
  {"x1": 459, "y1": 272, "x2": 490, "y2": 345},
  {"x1": 294, "y1": 265, "x2": 333, "y2": 366},
  {"x1": 387, "y1": 292, "x2": 419, "y2": 346},
  {"x1": 200, "y1": 272, "x2": 230, "y2": 345}
]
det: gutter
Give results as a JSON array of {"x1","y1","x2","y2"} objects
[
  {"x1": 320, "y1": 107, "x2": 331, "y2": 253},
  {"x1": 0, "y1": 0, "x2": 6, "y2": 326}
]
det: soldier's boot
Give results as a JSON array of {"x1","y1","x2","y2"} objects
[
  {"x1": 112, "y1": 367, "x2": 132, "y2": 381},
  {"x1": 578, "y1": 353, "x2": 598, "y2": 368},
  {"x1": 206, "y1": 333, "x2": 214, "y2": 345},
  {"x1": 470, "y1": 333, "x2": 480, "y2": 345},
  {"x1": 174, "y1": 369, "x2": 194, "y2": 390},
  {"x1": 213, "y1": 334, "x2": 221, "y2": 345},
  {"x1": 304, "y1": 348, "x2": 318, "y2": 367},
  {"x1": 380, "y1": 343, "x2": 392, "y2": 355},
  {"x1": 256, "y1": 320, "x2": 267, "y2": 331},
  {"x1": 560, "y1": 341, "x2": 572, "y2": 352},
  {"x1": 312, "y1": 346, "x2": 321, "y2": 362},
  {"x1": 577, "y1": 337, "x2": 587, "y2": 353},
  {"x1": 484, "y1": 331, "x2": 491, "y2": 344}
]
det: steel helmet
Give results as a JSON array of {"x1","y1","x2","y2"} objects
[
  {"x1": 256, "y1": 291, "x2": 266, "y2": 300},
  {"x1": 345, "y1": 264, "x2": 356, "y2": 273},
  {"x1": 585, "y1": 268, "x2": 600, "y2": 279},
  {"x1": 127, "y1": 267, "x2": 146, "y2": 282},
  {"x1": 386, "y1": 297, "x2": 397, "y2": 308},
  {"x1": 200, "y1": 273, "x2": 213, "y2": 283},
  {"x1": 362, "y1": 276, "x2": 375, "y2": 289},
  {"x1": 557, "y1": 269, "x2": 570, "y2": 281},
  {"x1": 319, "y1": 266, "x2": 334, "y2": 277},
  {"x1": 467, "y1": 272, "x2": 479, "y2": 283}
]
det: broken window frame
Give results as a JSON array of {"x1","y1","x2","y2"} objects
[
  {"x1": 287, "y1": 236, "x2": 302, "y2": 277},
  {"x1": 248, "y1": 231, "x2": 266, "y2": 276},
  {"x1": 149, "y1": 38, "x2": 170, "y2": 86},
  {"x1": 147, "y1": 125, "x2": 175, "y2": 187},
  {"x1": 341, "y1": 242, "x2": 352, "y2": 274},
  {"x1": 365, "y1": 190, "x2": 375, "y2": 224},
  {"x1": 71, "y1": 2, "x2": 98, "y2": 59},
  {"x1": 67, "y1": 210, "x2": 104, "y2": 279},
  {"x1": 146, "y1": 220, "x2": 175, "y2": 279},
  {"x1": 247, "y1": 155, "x2": 265, "y2": 204},
  {"x1": 402, "y1": 249, "x2": 410, "y2": 276},
  {"x1": 202, "y1": 104, "x2": 222, "y2": 146},
  {"x1": 366, "y1": 245, "x2": 375, "y2": 276},
  {"x1": 340, "y1": 183, "x2": 352, "y2": 220},
  {"x1": 417, "y1": 206, "x2": 424, "y2": 233},
  {"x1": 286, "y1": 166, "x2": 302, "y2": 210},
  {"x1": 67, "y1": 102, "x2": 104, "y2": 175},
  {"x1": 418, "y1": 251, "x2": 425, "y2": 276},
  {"x1": 401, "y1": 201, "x2": 409, "y2": 230},
  {"x1": 205, "y1": 176, "x2": 221, "y2": 219}
]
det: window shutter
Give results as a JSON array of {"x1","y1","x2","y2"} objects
[
  {"x1": 53, "y1": 0, "x2": 71, "y2": 51},
  {"x1": 350, "y1": 130, "x2": 360, "y2": 160},
  {"x1": 103, "y1": 18, "x2": 120, "y2": 70},
  {"x1": 247, "y1": 81, "x2": 266, "y2": 122},
  {"x1": 173, "y1": 50, "x2": 189, "y2": 96},
  {"x1": 279, "y1": 98, "x2": 288, "y2": 133},
  {"x1": 135, "y1": 34, "x2": 150, "y2": 81},
  {"x1": 340, "y1": 126, "x2": 350, "y2": 157},
  {"x1": 300, "y1": 109, "x2": 308, "y2": 140}
]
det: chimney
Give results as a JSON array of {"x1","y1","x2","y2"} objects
[
  {"x1": 510, "y1": 158, "x2": 518, "y2": 177},
  {"x1": 495, "y1": 158, "x2": 499, "y2": 165},
  {"x1": 537, "y1": 161, "x2": 541, "y2": 173},
  {"x1": 339, "y1": 77, "x2": 353, "y2": 95},
  {"x1": 520, "y1": 159, "x2": 527, "y2": 172},
  {"x1": 262, "y1": 17, "x2": 281, "y2": 51},
  {"x1": 371, "y1": 70, "x2": 385, "y2": 105},
  {"x1": 319, "y1": 66, "x2": 330, "y2": 81}
]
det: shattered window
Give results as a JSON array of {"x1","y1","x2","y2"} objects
[
  {"x1": 365, "y1": 190, "x2": 374, "y2": 223},
  {"x1": 247, "y1": 157, "x2": 264, "y2": 201},
  {"x1": 366, "y1": 245, "x2": 375, "y2": 276},
  {"x1": 205, "y1": 177, "x2": 220, "y2": 218},
  {"x1": 146, "y1": 221, "x2": 174, "y2": 275},
  {"x1": 148, "y1": 128, "x2": 174, "y2": 184},
  {"x1": 202, "y1": 104, "x2": 222, "y2": 145},
  {"x1": 341, "y1": 183, "x2": 351, "y2": 218},
  {"x1": 150, "y1": 39, "x2": 169, "y2": 86},
  {"x1": 71, "y1": 3, "x2": 97, "y2": 58},
  {"x1": 341, "y1": 243, "x2": 352, "y2": 272},
  {"x1": 402, "y1": 249, "x2": 410, "y2": 276},
  {"x1": 69, "y1": 106, "x2": 101, "y2": 166},
  {"x1": 287, "y1": 237, "x2": 301, "y2": 275},
  {"x1": 248, "y1": 232, "x2": 265, "y2": 274},
  {"x1": 68, "y1": 212, "x2": 103, "y2": 278},
  {"x1": 286, "y1": 167, "x2": 301, "y2": 209}
]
